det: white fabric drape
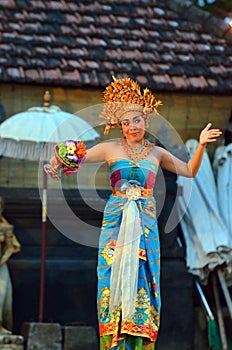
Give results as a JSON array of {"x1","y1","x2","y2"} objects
[
  {"x1": 109, "y1": 198, "x2": 142, "y2": 319},
  {"x1": 177, "y1": 140, "x2": 232, "y2": 284},
  {"x1": 213, "y1": 143, "x2": 232, "y2": 248}
]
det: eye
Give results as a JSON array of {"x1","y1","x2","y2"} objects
[
  {"x1": 122, "y1": 121, "x2": 129, "y2": 126},
  {"x1": 134, "y1": 118, "x2": 141, "y2": 124}
]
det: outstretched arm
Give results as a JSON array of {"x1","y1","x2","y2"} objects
[
  {"x1": 159, "y1": 123, "x2": 222, "y2": 177},
  {"x1": 44, "y1": 140, "x2": 111, "y2": 179},
  {"x1": 48, "y1": 141, "x2": 109, "y2": 170},
  {"x1": 84, "y1": 142, "x2": 108, "y2": 163}
]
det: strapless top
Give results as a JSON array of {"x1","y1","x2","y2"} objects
[{"x1": 109, "y1": 159, "x2": 158, "y2": 189}]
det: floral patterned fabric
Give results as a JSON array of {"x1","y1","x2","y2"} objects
[
  {"x1": 97, "y1": 159, "x2": 160, "y2": 349},
  {"x1": 100, "y1": 334, "x2": 155, "y2": 350}
]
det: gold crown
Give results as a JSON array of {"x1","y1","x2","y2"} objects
[{"x1": 99, "y1": 76, "x2": 162, "y2": 135}]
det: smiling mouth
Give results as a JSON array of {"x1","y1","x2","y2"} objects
[{"x1": 130, "y1": 132, "x2": 138, "y2": 136}]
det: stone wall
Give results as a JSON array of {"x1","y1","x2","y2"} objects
[{"x1": 0, "y1": 83, "x2": 231, "y2": 189}]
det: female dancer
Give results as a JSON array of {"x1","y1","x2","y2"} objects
[{"x1": 45, "y1": 77, "x2": 221, "y2": 349}]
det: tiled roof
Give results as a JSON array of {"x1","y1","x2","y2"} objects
[{"x1": 0, "y1": 0, "x2": 231, "y2": 93}]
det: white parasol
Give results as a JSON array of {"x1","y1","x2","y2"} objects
[
  {"x1": 0, "y1": 92, "x2": 100, "y2": 322},
  {"x1": 177, "y1": 139, "x2": 232, "y2": 284},
  {"x1": 213, "y1": 143, "x2": 232, "y2": 249},
  {"x1": 213, "y1": 143, "x2": 232, "y2": 287},
  {"x1": 0, "y1": 106, "x2": 99, "y2": 160}
]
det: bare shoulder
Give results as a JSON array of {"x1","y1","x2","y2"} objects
[
  {"x1": 90, "y1": 139, "x2": 119, "y2": 150},
  {"x1": 84, "y1": 139, "x2": 119, "y2": 163},
  {"x1": 103, "y1": 139, "x2": 120, "y2": 147},
  {"x1": 150, "y1": 145, "x2": 167, "y2": 161},
  {"x1": 104, "y1": 139, "x2": 122, "y2": 157}
]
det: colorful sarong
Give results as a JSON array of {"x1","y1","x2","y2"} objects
[{"x1": 97, "y1": 159, "x2": 160, "y2": 349}]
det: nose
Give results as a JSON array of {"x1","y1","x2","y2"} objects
[{"x1": 129, "y1": 121, "x2": 137, "y2": 129}]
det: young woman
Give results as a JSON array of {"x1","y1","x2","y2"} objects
[{"x1": 45, "y1": 77, "x2": 221, "y2": 349}]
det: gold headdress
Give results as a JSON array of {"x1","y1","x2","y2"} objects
[{"x1": 99, "y1": 76, "x2": 162, "y2": 135}]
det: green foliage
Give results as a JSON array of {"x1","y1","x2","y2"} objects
[{"x1": 57, "y1": 142, "x2": 78, "y2": 168}]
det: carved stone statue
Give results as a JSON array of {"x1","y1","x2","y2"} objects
[{"x1": 0, "y1": 197, "x2": 20, "y2": 334}]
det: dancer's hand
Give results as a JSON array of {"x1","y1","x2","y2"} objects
[
  {"x1": 44, "y1": 156, "x2": 62, "y2": 180},
  {"x1": 50, "y1": 156, "x2": 61, "y2": 171},
  {"x1": 199, "y1": 123, "x2": 222, "y2": 146}
]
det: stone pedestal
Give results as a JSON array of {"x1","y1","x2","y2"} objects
[
  {"x1": 21, "y1": 322, "x2": 62, "y2": 350},
  {"x1": 63, "y1": 326, "x2": 98, "y2": 350},
  {"x1": 0, "y1": 334, "x2": 24, "y2": 350}
]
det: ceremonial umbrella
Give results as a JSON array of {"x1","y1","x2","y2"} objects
[
  {"x1": 177, "y1": 139, "x2": 231, "y2": 283},
  {"x1": 0, "y1": 92, "x2": 99, "y2": 322},
  {"x1": 213, "y1": 143, "x2": 232, "y2": 250},
  {"x1": 177, "y1": 140, "x2": 232, "y2": 349}
]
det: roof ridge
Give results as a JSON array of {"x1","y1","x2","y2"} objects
[{"x1": 164, "y1": 0, "x2": 232, "y2": 45}]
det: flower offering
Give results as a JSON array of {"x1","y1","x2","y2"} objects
[
  {"x1": 44, "y1": 140, "x2": 86, "y2": 179},
  {"x1": 57, "y1": 140, "x2": 86, "y2": 173}
]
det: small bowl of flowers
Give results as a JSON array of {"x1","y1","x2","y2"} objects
[{"x1": 44, "y1": 140, "x2": 86, "y2": 180}]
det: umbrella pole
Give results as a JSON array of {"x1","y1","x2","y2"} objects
[
  {"x1": 217, "y1": 268, "x2": 232, "y2": 321},
  {"x1": 212, "y1": 272, "x2": 228, "y2": 350},
  {"x1": 39, "y1": 165, "x2": 47, "y2": 322},
  {"x1": 194, "y1": 278, "x2": 222, "y2": 350},
  {"x1": 176, "y1": 237, "x2": 223, "y2": 349},
  {"x1": 195, "y1": 279, "x2": 214, "y2": 320}
]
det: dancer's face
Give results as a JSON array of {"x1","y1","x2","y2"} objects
[{"x1": 120, "y1": 112, "x2": 146, "y2": 143}]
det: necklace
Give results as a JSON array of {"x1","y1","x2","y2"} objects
[{"x1": 120, "y1": 138, "x2": 154, "y2": 163}]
